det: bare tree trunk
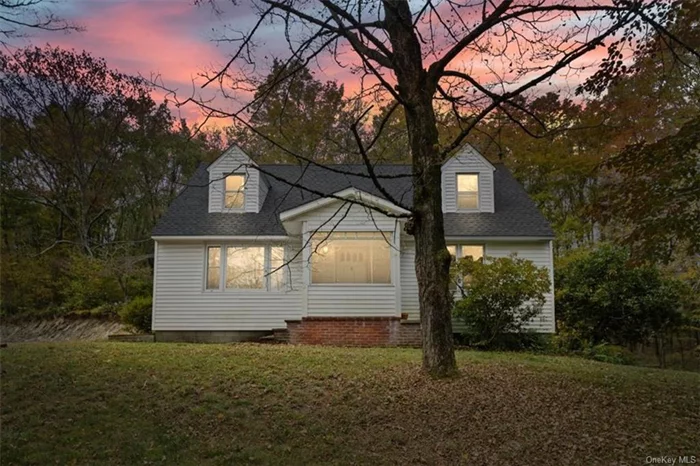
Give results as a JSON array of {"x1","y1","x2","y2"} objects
[
  {"x1": 383, "y1": 0, "x2": 456, "y2": 376},
  {"x1": 410, "y1": 124, "x2": 457, "y2": 376}
]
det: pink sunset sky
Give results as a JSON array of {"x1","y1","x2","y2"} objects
[{"x1": 14, "y1": 0, "x2": 616, "y2": 128}]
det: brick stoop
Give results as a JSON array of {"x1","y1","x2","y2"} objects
[{"x1": 285, "y1": 317, "x2": 421, "y2": 347}]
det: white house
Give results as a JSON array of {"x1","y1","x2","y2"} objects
[{"x1": 151, "y1": 144, "x2": 555, "y2": 345}]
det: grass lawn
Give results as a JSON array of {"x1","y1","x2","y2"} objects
[{"x1": 1, "y1": 343, "x2": 699, "y2": 465}]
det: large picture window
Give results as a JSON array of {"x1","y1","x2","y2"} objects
[
  {"x1": 456, "y1": 174, "x2": 479, "y2": 210},
  {"x1": 311, "y1": 232, "x2": 391, "y2": 284},
  {"x1": 224, "y1": 174, "x2": 245, "y2": 209},
  {"x1": 206, "y1": 245, "x2": 287, "y2": 291}
]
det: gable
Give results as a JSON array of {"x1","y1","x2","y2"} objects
[
  {"x1": 207, "y1": 145, "x2": 256, "y2": 172},
  {"x1": 207, "y1": 145, "x2": 267, "y2": 213},
  {"x1": 279, "y1": 188, "x2": 409, "y2": 235},
  {"x1": 441, "y1": 144, "x2": 495, "y2": 213},
  {"x1": 442, "y1": 143, "x2": 496, "y2": 172},
  {"x1": 279, "y1": 188, "x2": 410, "y2": 222}
]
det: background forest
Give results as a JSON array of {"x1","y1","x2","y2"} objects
[{"x1": 1, "y1": 2, "x2": 698, "y2": 367}]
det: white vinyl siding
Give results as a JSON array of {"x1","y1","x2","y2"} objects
[
  {"x1": 153, "y1": 241, "x2": 303, "y2": 331},
  {"x1": 307, "y1": 286, "x2": 397, "y2": 317},
  {"x1": 304, "y1": 201, "x2": 397, "y2": 232},
  {"x1": 153, "y1": 238, "x2": 553, "y2": 332},
  {"x1": 481, "y1": 241, "x2": 555, "y2": 332},
  {"x1": 208, "y1": 146, "x2": 265, "y2": 213},
  {"x1": 399, "y1": 238, "x2": 555, "y2": 332},
  {"x1": 442, "y1": 145, "x2": 495, "y2": 213}
]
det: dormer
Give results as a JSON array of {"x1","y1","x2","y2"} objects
[
  {"x1": 207, "y1": 145, "x2": 268, "y2": 213},
  {"x1": 441, "y1": 144, "x2": 495, "y2": 213}
]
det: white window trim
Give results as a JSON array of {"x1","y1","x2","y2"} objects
[
  {"x1": 203, "y1": 244, "x2": 289, "y2": 292},
  {"x1": 456, "y1": 173, "x2": 480, "y2": 212},
  {"x1": 309, "y1": 231, "x2": 393, "y2": 286},
  {"x1": 222, "y1": 174, "x2": 246, "y2": 212}
]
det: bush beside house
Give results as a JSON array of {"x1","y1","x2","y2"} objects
[
  {"x1": 451, "y1": 254, "x2": 551, "y2": 349},
  {"x1": 119, "y1": 296, "x2": 153, "y2": 334},
  {"x1": 555, "y1": 244, "x2": 693, "y2": 367}
]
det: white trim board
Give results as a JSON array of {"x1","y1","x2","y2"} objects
[
  {"x1": 152, "y1": 235, "x2": 294, "y2": 242},
  {"x1": 444, "y1": 236, "x2": 554, "y2": 242},
  {"x1": 279, "y1": 188, "x2": 411, "y2": 221}
]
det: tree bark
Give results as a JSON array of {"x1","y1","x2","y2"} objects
[{"x1": 384, "y1": 0, "x2": 457, "y2": 377}]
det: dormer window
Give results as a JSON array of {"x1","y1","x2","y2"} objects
[
  {"x1": 457, "y1": 174, "x2": 479, "y2": 210},
  {"x1": 224, "y1": 174, "x2": 245, "y2": 209}
]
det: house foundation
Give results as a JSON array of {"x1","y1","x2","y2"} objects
[
  {"x1": 154, "y1": 330, "x2": 270, "y2": 343},
  {"x1": 285, "y1": 317, "x2": 421, "y2": 347}
]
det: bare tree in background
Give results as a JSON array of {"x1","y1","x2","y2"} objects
[
  {"x1": 0, "y1": 0, "x2": 80, "y2": 43},
  {"x1": 176, "y1": 0, "x2": 697, "y2": 377}
]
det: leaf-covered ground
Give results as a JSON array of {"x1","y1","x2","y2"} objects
[{"x1": 1, "y1": 342, "x2": 698, "y2": 465}]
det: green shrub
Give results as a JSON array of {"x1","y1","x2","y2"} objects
[
  {"x1": 452, "y1": 254, "x2": 551, "y2": 348},
  {"x1": 549, "y1": 321, "x2": 590, "y2": 353},
  {"x1": 119, "y1": 296, "x2": 152, "y2": 333},
  {"x1": 487, "y1": 332, "x2": 551, "y2": 351},
  {"x1": 556, "y1": 244, "x2": 685, "y2": 348},
  {"x1": 583, "y1": 343, "x2": 636, "y2": 365},
  {"x1": 548, "y1": 323, "x2": 635, "y2": 365}
]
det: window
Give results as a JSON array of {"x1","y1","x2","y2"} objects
[
  {"x1": 460, "y1": 245, "x2": 484, "y2": 261},
  {"x1": 205, "y1": 245, "x2": 287, "y2": 291},
  {"x1": 448, "y1": 244, "x2": 484, "y2": 292},
  {"x1": 224, "y1": 174, "x2": 245, "y2": 209},
  {"x1": 226, "y1": 247, "x2": 264, "y2": 289},
  {"x1": 457, "y1": 174, "x2": 479, "y2": 209},
  {"x1": 206, "y1": 247, "x2": 221, "y2": 290},
  {"x1": 311, "y1": 232, "x2": 391, "y2": 284}
]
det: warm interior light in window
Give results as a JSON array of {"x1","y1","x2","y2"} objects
[{"x1": 322, "y1": 246, "x2": 329, "y2": 254}]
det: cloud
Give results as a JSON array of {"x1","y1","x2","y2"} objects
[
  {"x1": 30, "y1": 0, "x2": 241, "y2": 125},
  {"x1": 21, "y1": 1, "x2": 623, "y2": 125}
]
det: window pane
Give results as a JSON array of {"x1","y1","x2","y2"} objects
[
  {"x1": 225, "y1": 175, "x2": 245, "y2": 209},
  {"x1": 225, "y1": 192, "x2": 244, "y2": 209},
  {"x1": 457, "y1": 174, "x2": 478, "y2": 209},
  {"x1": 226, "y1": 247, "x2": 264, "y2": 289},
  {"x1": 225, "y1": 175, "x2": 244, "y2": 190},
  {"x1": 270, "y1": 247, "x2": 286, "y2": 291},
  {"x1": 457, "y1": 174, "x2": 478, "y2": 192},
  {"x1": 371, "y1": 240, "x2": 391, "y2": 283},
  {"x1": 206, "y1": 247, "x2": 221, "y2": 290},
  {"x1": 457, "y1": 192, "x2": 478, "y2": 209},
  {"x1": 311, "y1": 233, "x2": 391, "y2": 284},
  {"x1": 461, "y1": 245, "x2": 484, "y2": 261}
]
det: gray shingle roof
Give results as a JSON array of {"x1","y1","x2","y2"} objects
[{"x1": 152, "y1": 163, "x2": 554, "y2": 238}]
